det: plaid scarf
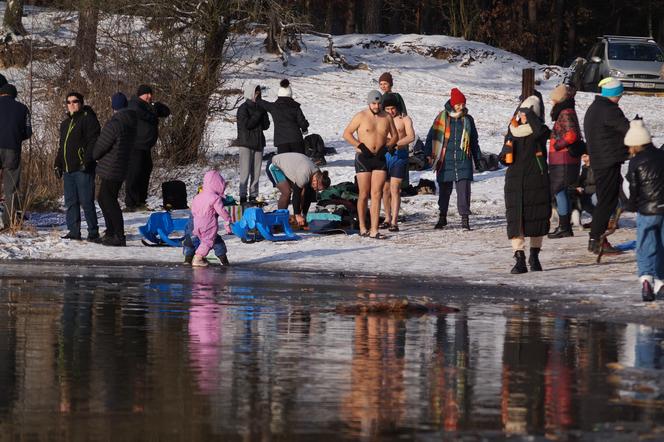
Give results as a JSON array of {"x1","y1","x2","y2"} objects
[{"x1": 431, "y1": 110, "x2": 471, "y2": 171}]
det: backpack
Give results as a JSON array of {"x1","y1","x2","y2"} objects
[
  {"x1": 304, "y1": 134, "x2": 326, "y2": 160},
  {"x1": 162, "y1": 180, "x2": 188, "y2": 210}
]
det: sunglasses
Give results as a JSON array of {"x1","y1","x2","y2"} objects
[{"x1": 66, "y1": 99, "x2": 80, "y2": 104}]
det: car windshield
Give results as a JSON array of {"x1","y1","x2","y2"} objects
[{"x1": 608, "y1": 43, "x2": 664, "y2": 62}]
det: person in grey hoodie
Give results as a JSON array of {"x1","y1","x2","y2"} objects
[{"x1": 236, "y1": 84, "x2": 269, "y2": 204}]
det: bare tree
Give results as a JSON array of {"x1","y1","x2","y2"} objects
[
  {"x1": 363, "y1": 0, "x2": 382, "y2": 33},
  {"x1": 69, "y1": 0, "x2": 99, "y2": 77},
  {"x1": 3, "y1": 0, "x2": 27, "y2": 36}
]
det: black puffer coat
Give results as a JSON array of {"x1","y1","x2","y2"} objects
[
  {"x1": 626, "y1": 144, "x2": 664, "y2": 214},
  {"x1": 236, "y1": 100, "x2": 269, "y2": 150},
  {"x1": 258, "y1": 97, "x2": 309, "y2": 147},
  {"x1": 504, "y1": 110, "x2": 552, "y2": 238},
  {"x1": 56, "y1": 106, "x2": 101, "y2": 173},
  {"x1": 93, "y1": 109, "x2": 138, "y2": 182},
  {"x1": 583, "y1": 96, "x2": 629, "y2": 170},
  {"x1": 128, "y1": 97, "x2": 170, "y2": 151}
]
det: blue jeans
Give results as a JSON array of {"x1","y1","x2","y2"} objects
[
  {"x1": 555, "y1": 189, "x2": 570, "y2": 216},
  {"x1": 64, "y1": 171, "x2": 98, "y2": 237},
  {"x1": 636, "y1": 214, "x2": 664, "y2": 279},
  {"x1": 182, "y1": 216, "x2": 227, "y2": 258}
]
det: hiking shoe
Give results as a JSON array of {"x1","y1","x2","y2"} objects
[
  {"x1": 510, "y1": 250, "x2": 528, "y2": 274},
  {"x1": 643, "y1": 280, "x2": 655, "y2": 302},
  {"x1": 102, "y1": 234, "x2": 126, "y2": 247},
  {"x1": 192, "y1": 255, "x2": 208, "y2": 267},
  {"x1": 183, "y1": 255, "x2": 193, "y2": 265},
  {"x1": 61, "y1": 233, "x2": 82, "y2": 240},
  {"x1": 87, "y1": 233, "x2": 102, "y2": 243},
  {"x1": 434, "y1": 215, "x2": 447, "y2": 229},
  {"x1": 217, "y1": 255, "x2": 230, "y2": 266}
]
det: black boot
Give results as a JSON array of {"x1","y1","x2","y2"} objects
[
  {"x1": 588, "y1": 237, "x2": 600, "y2": 254},
  {"x1": 548, "y1": 215, "x2": 573, "y2": 239},
  {"x1": 240, "y1": 196, "x2": 247, "y2": 205},
  {"x1": 528, "y1": 248, "x2": 543, "y2": 271},
  {"x1": 434, "y1": 213, "x2": 447, "y2": 229},
  {"x1": 461, "y1": 215, "x2": 470, "y2": 231},
  {"x1": 510, "y1": 250, "x2": 528, "y2": 274}
]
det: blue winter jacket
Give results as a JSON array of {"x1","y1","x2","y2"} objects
[{"x1": 424, "y1": 101, "x2": 481, "y2": 182}]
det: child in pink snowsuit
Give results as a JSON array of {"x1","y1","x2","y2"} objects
[{"x1": 191, "y1": 171, "x2": 232, "y2": 267}]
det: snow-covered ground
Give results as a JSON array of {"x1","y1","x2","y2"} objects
[{"x1": 2, "y1": 8, "x2": 664, "y2": 308}]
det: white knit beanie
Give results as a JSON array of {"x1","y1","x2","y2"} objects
[
  {"x1": 624, "y1": 119, "x2": 652, "y2": 147},
  {"x1": 519, "y1": 95, "x2": 542, "y2": 117},
  {"x1": 277, "y1": 79, "x2": 292, "y2": 98}
]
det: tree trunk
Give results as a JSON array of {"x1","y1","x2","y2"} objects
[
  {"x1": 70, "y1": 0, "x2": 99, "y2": 76},
  {"x1": 167, "y1": 17, "x2": 229, "y2": 164},
  {"x1": 527, "y1": 0, "x2": 537, "y2": 27},
  {"x1": 363, "y1": 0, "x2": 382, "y2": 33},
  {"x1": 565, "y1": 9, "x2": 577, "y2": 62},
  {"x1": 345, "y1": 0, "x2": 356, "y2": 34},
  {"x1": 3, "y1": 0, "x2": 27, "y2": 36},
  {"x1": 551, "y1": 0, "x2": 565, "y2": 65}
]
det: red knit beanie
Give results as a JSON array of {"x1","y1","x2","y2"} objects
[{"x1": 450, "y1": 88, "x2": 466, "y2": 107}]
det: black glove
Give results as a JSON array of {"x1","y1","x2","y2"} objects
[
  {"x1": 388, "y1": 145, "x2": 396, "y2": 155},
  {"x1": 376, "y1": 146, "x2": 388, "y2": 161},
  {"x1": 54, "y1": 166, "x2": 63, "y2": 179},
  {"x1": 358, "y1": 143, "x2": 372, "y2": 157}
]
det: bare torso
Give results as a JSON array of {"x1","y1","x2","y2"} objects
[
  {"x1": 344, "y1": 109, "x2": 396, "y2": 153},
  {"x1": 389, "y1": 115, "x2": 415, "y2": 150}
]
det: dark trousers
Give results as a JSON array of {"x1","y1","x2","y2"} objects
[
  {"x1": 125, "y1": 149, "x2": 153, "y2": 208},
  {"x1": 63, "y1": 170, "x2": 98, "y2": 237},
  {"x1": 276, "y1": 141, "x2": 305, "y2": 155},
  {"x1": 590, "y1": 164, "x2": 621, "y2": 239},
  {"x1": 438, "y1": 179, "x2": 471, "y2": 216},
  {"x1": 98, "y1": 179, "x2": 124, "y2": 238},
  {"x1": 0, "y1": 149, "x2": 21, "y2": 228}
]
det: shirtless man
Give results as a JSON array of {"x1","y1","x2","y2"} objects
[
  {"x1": 343, "y1": 90, "x2": 398, "y2": 238},
  {"x1": 381, "y1": 94, "x2": 415, "y2": 232}
]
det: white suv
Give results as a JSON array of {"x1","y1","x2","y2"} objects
[{"x1": 572, "y1": 35, "x2": 664, "y2": 93}]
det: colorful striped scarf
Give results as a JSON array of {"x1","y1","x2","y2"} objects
[{"x1": 431, "y1": 110, "x2": 471, "y2": 171}]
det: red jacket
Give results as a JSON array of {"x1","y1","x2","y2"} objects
[{"x1": 548, "y1": 108, "x2": 581, "y2": 166}]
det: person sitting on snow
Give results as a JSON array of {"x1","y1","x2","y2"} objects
[
  {"x1": 189, "y1": 171, "x2": 232, "y2": 267},
  {"x1": 624, "y1": 118, "x2": 664, "y2": 302},
  {"x1": 570, "y1": 153, "x2": 596, "y2": 230}
]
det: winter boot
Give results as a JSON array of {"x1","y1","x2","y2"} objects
[
  {"x1": 547, "y1": 215, "x2": 573, "y2": 239},
  {"x1": 461, "y1": 215, "x2": 471, "y2": 231},
  {"x1": 183, "y1": 255, "x2": 193, "y2": 265},
  {"x1": 434, "y1": 213, "x2": 447, "y2": 230},
  {"x1": 641, "y1": 276, "x2": 655, "y2": 302},
  {"x1": 510, "y1": 250, "x2": 528, "y2": 274},
  {"x1": 102, "y1": 234, "x2": 126, "y2": 247},
  {"x1": 192, "y1": 255, "x2": 208, "y2": 267},
  {"x1": 217, "y1": 254, "x2": 230, "y2": 266},
  {"x1": 528, "y1": 248, "x2": 543, "y2": 271},
  {"x1": 600, "y1": 239, "x2": 621, "y2": 255},
  {"x1": 240, "y1": 196, "x2": 247, "y2": 205},
  {"x1": 588, "y1": 237, "x2": 600, "y2": 254}
]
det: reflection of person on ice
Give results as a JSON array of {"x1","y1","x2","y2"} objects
[{"x1": 189, "y1": 171, "x2": 232, "y2": 267}]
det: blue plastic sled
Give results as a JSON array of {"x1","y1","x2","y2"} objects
[
  {"x1": 139, "y1": 212, "x2": 189, "y2": 247},
  {"x1": 231, "y1": 207, "x2": 299, "y2": 242}
]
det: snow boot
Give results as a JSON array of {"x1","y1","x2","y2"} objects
[
  {"x1": 240, "y1": 196, "x2": 247, "y2": 205},
  {"x1": 102, "y1": 234, "x2": 126, "y2": 247},
  {"x1": 642, "y1": 277, "x2": 655, "y2": 302},
  {"x1": 434, "y1": 214, "x2": 447, "y2": 229},
  {"x1": 510, "y1": 250, "x2": 528, "y2": 274},
  {"x1": 192, "y1": 255, "x2": 208, "y2": 267},
  {"x1": 461, "y1": 215, "x2": 470, "y2": 231},
  {"x1": 183, "y1": 255, "x2": 193, "y2": 265},
  {"x1": 547, "y1": 215, "x2": 573, "y2": 239},
  {"x1": 528, "y1": 248, "x2": 542, "y2": 271},
  {"x1": 217, "y1": 254, "x2": 230, "y2": 266},
  {"x1": 588, "y1": 237, "x2": 600, "y2": 254}
]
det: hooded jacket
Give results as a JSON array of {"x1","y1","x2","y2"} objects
[
  {"x1": 257, "y1": 96, "x2": 309, "y2": 146},
  {"x1": 236, "y1": 84, "x2": 270, "y2": 150},
  {"x1": 56, "y1": 105, "x2": 101, "y2": 173},
  {"x1": 0, "y1": 95, "x2": 31, "y2": 153},
  {"x1": 128, "y1": 97, "x2": 170, "y2": 151},
  {"x1": 93, "y1": 108, "x2": 138, "y2": 182},
  {"x1": 191, "y1": 171, "x2": 232, "y2": 241}
]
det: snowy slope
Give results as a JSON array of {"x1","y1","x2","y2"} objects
[{"x1": 1, "y1": 7, "x2": 663, "y2": 308}]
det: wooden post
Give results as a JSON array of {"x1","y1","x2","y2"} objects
[{"x1": 521, "y1": 68, "x2": 535, "y2": 100}]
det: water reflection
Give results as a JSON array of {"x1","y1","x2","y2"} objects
[{"x1": 0, "y1": 265, "x2": 662, "y2": 439}]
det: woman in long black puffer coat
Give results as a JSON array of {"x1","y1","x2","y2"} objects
[{"x1": 501, "y1": 95, "x2": 552, "y2": 274}]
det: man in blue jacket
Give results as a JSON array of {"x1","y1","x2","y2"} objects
[{"x1": 0, "y1": 83, "x2": 31, "y2": 230}]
